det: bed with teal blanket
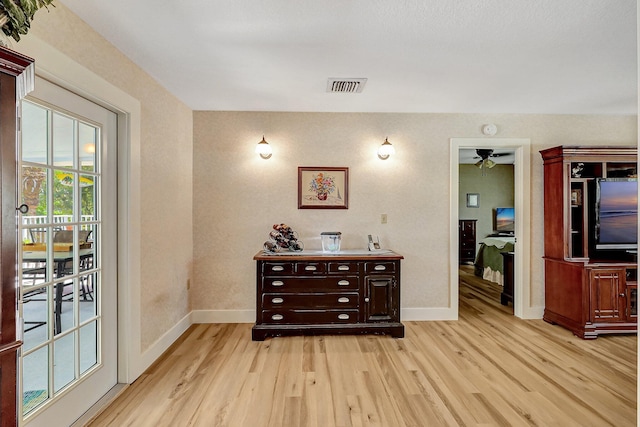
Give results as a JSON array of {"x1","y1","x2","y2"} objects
[{"x1": 474, "y1": 236, "x2": 515, "y2": 286}]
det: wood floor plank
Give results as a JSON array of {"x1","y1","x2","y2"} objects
[{"x1": 86, "y1": 270, "x2": 637, "y2": 427}]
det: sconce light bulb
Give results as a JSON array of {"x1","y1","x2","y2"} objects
[
  {"x1": 256, "y1": 136, "x2": 272, "y2": 159},
  {"x1": 378, "y1": 138, "x2": 395, "y2": 160}
]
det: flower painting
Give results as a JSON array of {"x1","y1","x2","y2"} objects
[{"x1": 298, "y1": 167, "x2": 348, "y2": 209}]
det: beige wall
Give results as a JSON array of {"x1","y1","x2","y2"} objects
[
  {"x1": 459, "y1": 164, "x2": 515, "y2": 241},
  {"x1": 13, "y1": 4, "x2": 637, "y2": 349},
  {"x1": 193, "y1": 112, "x2": 636, "y2": 312},
  {"x1": 21, "y1": 4, "x2": 194, "y2": 352}
]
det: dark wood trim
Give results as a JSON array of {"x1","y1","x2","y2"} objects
[
  {"x1": 0, "y1": 46, "x2": 34, "y2": 426},
  {"x1": 0, "y1": 47, "x2": 32, "y2": 77}
]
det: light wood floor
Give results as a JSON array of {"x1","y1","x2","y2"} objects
[{"x1": 87, "y1": 270, "x2": 637, "y2": 426}]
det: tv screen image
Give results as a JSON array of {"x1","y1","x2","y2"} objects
[
  {"x1": 495, "y1": 207, "x2": 515, "y2": 232},
  {"x1": 595, "y1": 179, "x2": 638, "y2": 249}
]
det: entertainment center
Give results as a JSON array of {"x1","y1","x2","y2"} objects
[{"x1": 540, "y1": 146, "x2": 637, "y2": 339}]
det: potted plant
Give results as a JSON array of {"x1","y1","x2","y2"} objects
[{"x1": 0, "y1": 0, "x2": 55, "y2": 43}]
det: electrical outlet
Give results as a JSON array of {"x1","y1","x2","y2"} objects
[{"x1": 381, "y1": 214, "x2": 387, "y2": 224}]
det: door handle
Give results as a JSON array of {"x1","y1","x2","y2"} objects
[{"x1": 16, "y1": 204, "x2": 28, "y2": 214}]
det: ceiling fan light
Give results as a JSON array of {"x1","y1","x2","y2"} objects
[
  {"x1": 485, "y1": 159, "x2": 496, "y2": 168},
  {"x1": 475, "y1": 160, "x2": 484, "y2": 168}
]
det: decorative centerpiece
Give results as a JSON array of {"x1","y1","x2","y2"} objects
[
  {"x1": 321, "y1": 231, "x2": 341, "y2": 253},
  {"x1": 263, "y1": 223, "x2": 303, "y2": 252}
]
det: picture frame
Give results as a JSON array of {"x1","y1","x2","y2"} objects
[
  {"x1": 466, "y1": 193, "x2": 480, "y2": 208},
  {"x1": 298, "y1": 167, "x2": 349, "y2": 209},
  {"x1": 571, "y1": 188, "x2": 582, "y2": 206}
]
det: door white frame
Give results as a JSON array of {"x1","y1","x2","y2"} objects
[
  {"x1": 450, "y1": 138, "x2": 532, "y2": 319},
  {"x1": 17, "y1": 36, "x2": 143, "y2": 385}
]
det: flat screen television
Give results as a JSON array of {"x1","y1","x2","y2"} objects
[
  {"x1": 494, "y1": 207, "x2": 515, "y2": 233},
  {"x1": 594, "y1": 178, "x2": 638, "y2": 250}
]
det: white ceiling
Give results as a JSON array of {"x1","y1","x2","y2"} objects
[{"x1": 57, "y1": 0, "x2": 637, "y2": 114}]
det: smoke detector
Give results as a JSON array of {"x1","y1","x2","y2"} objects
[{"x1": 326, "y1": 78, "x2": 367, "y2": 93}]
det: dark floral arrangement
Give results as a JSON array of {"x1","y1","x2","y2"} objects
[{"x1": 0, "y1": 0, "x2": 55, "y2": 42}]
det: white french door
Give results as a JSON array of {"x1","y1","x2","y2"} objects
[{"x1": 18, "y1": 77, "x2": 118, "y2": 426}]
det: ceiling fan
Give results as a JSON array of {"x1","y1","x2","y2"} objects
[{"x1": 474, "y1": 149, "x2": 510, "y2": 169}]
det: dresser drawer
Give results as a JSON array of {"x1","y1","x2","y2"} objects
[
  {"x1": 365, "y1": 261, "x2": 396, "y2": 274},
  {"x1": 295, "y1": 262, "x2": 326, "y2": 274},
  {"x1": 328, "y1": 262, "x2": 359, "y2": 273},
  {"x1": 460, "y1": 240, "x2": 475, "y2": 250},
  {"x1": 262, "y1": 309, "x2": 360, "y2": 324},
  {"x1": 263, "y1": 276, "x2": 359, "y2": 292},
  {"x1": 263, "y1": 292, "x2": 359, "y2": 309},
  {"x1": 262, "y1": 262, "x2": 294, "y2": 275},
  {"x1": 460, "y1": 249, "x2": 475, "y2": 259}
]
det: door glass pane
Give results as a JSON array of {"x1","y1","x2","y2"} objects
[
  {"x1": 22, "y1": 284, "x2": 49, "y2": 352},
  {"x1": 21, "y1": 165, "x2": 48, "y2": 227},
  {"x1": 79, "y1": 122, "x2": 96, "y2": 172},
  {"x1": 80, "y1": 322, "x2": 98, "y2": 374},
  {"x1": 52, "y1": 112, "x2": 74, "y2": 167},
  {"x1": 53, "y1": 169, "x2": 75, "y2": 218},
  {"x1": 22, "y1": 347, "x2": 49, "y2": 415},
  {"x1": 80, "y1": 174, "x2": 96, "y2": 220},
  {"x1": 21, "y1": 102, "x2": 48, "y2": 164},
  {"x1": 53, "y1": 333, "x2": 76, "y2": 392}
]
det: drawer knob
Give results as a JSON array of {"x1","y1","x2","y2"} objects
[
  {"x1": 338, "y1": 314, "x2": 350, "y2": 320},
  {"x1": 272, "y1": 265, "x2": 284, "y2": 272},
  {"x1": 272, "y1": 297, "x2": 284, "y2": 304},
  {"x1": 271, "y1": 314, "x2": 284, "y2": 321},
  {"x1": 364, "y1": 297, "x2": 370, "y2": 302},
  {"x1": 374, "y1": 265, "x2": 386, "y2": 271},
  {"x1": 272, "y1": 280, "x2": 284, "y2": 287},
  {"x1": 305, "y1": 265, "x2": 317, "y2": 271},
  {"x1": 338, "y1": 280, "x2": 350, "y2": 286},
  {"x1": 338, "y1": 265, "x2": 350, "y2": 271},
  {"x1": 337, "y1": 297, "x2": 350, "y2": 303}
]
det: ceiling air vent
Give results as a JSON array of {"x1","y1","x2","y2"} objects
[{"x1": 327, "y1": 78, "x2": 367, "y2": 93}]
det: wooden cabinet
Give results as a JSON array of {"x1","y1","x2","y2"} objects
[
  {"x1": 501, "y1": 252, "x2": 514, "y2": 306},
  {"x1": 540, "y1": 146, "x2": 637, "y2": 338},
  {"x1": 459, "y1": 219, "x2": 477, "y2": 264},
  {"x1": 252, "y1": 252, "x2": 404, "y2": 340},
  {"x1": 0, "y1": 47, "x2": 34, "y2": 425}
]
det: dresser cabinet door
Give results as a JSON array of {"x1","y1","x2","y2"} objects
[{"x1": 365, "y1": 276, "x2": 398, "y2": 322}]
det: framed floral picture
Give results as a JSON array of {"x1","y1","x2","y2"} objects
[{"x1": 298, "y1": 167, "x2": 349, "y2": 209}]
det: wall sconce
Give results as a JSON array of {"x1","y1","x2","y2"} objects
[
  {"x1": 377, "y1": 138, "x2": 395, "y2": 160},
  {"x1": 255, "y1": 136, "x2": 272, "y2": 159}
]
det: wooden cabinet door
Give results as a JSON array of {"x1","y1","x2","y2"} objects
[
  {"x1": 625, "y1": 285, "x2": 637, "y2": 322},
  {"x1": 589, "y1": 269, "x2": 626, "y2": 323},
  {"x1": 365, "y1": 276, "x2": 398, "y2": 322}
]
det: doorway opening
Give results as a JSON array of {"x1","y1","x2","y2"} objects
[
  {"x1": 450, "y1": 138, "x2": 532, "y2": 319},
  {"x1": 459, "y1": 147, "x2": 515, "y2": 314}
]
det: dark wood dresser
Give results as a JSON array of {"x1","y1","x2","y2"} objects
[
  {"x1": 459, "y1": 219, "x2": 477, "y2": 264},
  {"x1": 252, "y1": 251, "x2": 404, "y2": 340}
]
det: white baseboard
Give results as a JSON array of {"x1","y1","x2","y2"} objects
[
  {"x1": 191, "y1": 309, "x2": 254, "y2": 324},
  {"x1": 401, "y1": 307, "x2": 458, "y2": 321},
  {"x1": 521, "y1": 306, "x2": 544, "y2": 319},
  {"x1": 134, "y1": 312, "x2": 192, "y2": 378}
]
